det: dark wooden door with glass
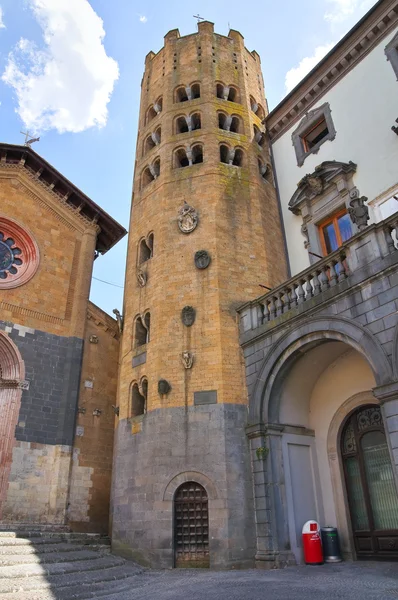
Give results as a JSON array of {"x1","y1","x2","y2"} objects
[{"x1": 341, "y1": 405, "x2": 398, "y2": 559}]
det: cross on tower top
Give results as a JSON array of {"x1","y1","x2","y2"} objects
[
  {"x1": 20, "y1": 130, "x2": 40, "y2": 148},
  {"x1": 193, "y1": 14, "x2": 204, "y2": 24}
]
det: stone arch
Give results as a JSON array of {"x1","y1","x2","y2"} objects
[
  {"x1": 250, "y1": 316, "x2": 393, "y2": 424},
  {"x1": 0, "y1": 331, "x2": 25, "y2": 518},
  {"x1": 163, "y1": 470, "x2": 218, "y2": 502}
]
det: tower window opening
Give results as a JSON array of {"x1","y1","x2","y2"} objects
[
  {"x1": 254, "y1": 125, "x2": 265, "y2": 146},
  {"x1": 134, "y1": 313, "x2": 150, "y2": 347},
  {"x1": 228, "y1": 87, "x2": 238, "y2": 102},
  {"x1": 191, "y1": 113, "x2": 201, "y2": 130},
  {"x1": 131, "y1": 380, "x2": 147, "y2": 418},
  {"x1": 258, "y1": 159, "x2": 268, "y2": 180},
  {"x1": 216, "y1": 83, "x2": 225, "y2": 99},
  {"x1": 220, "y1": 144, "x2": 230, "y2": 164},
  {"x1": 250, "y1": 96, "x2": 265, "y2": 119},
  {"x1": 146, "y1": 105, "x2": 157, "y2": 124},
  {"x1": 155, "y1": 97, "x2": 163, "y2": 113},
  {"x1": 175, "y1": 86, "x2": 189, "y2": 103},
  {"x1": 139, "y1": 234, "x2": 154, "y2": 264},
  {"x1": 218, "y1": 113, "x2": 227, "y2": 130},
  {"x1": 230, "y1": 116, "x2": 240, "y2": 133},
  {"x1": 233, "y1": 149, "x2": 244, "y2": 167},
  {"x1": 192, "y1": 144, "x2": 203, "y2": 165},
  {"x1": 152, "y1": 158, "x2": 161, "y2": 178},
  {"x1": 176, "y1": 116, "x2": 189, "y2": 134},
  {"x1": 191, "y1": 83, "x2": 201, "y2": 99},
  {"x1": 216, "y1": 83, "x2": 239, "y2": 103},
  {"x1": 174, "y1": 148, "x2": 190, "y2": 168},
  {"x1": 144, "y1": 135, "x2": 156, "y2": 155},
  {"x1": 142, "y1": 167, "x2": 155, "y2": 188}
]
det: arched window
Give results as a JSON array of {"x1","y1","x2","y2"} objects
[
  {"x1": 191, "y1": 144, "x2": 203, "y2": 164},
  {"x1": 233, "y1": 148, "x2": 244, "y2": 167},
  {"x1": 216, "y1": 83, "x2": 239, "y2": 103},
  {"x1": 176, "y1": 116, "x2": 189, "y2": 134},
  {"x1": 258, "y1": 158, "x2": 268, "y2": 181},
  {"x1": 131, "y1": 379, "x2": 147, "y2": 418},
  {"x1": 253, "y1": 124, "x2": 265, "y2": 146},
  {"x1": 142, "y1": 166, "x2": 154, "y2": 189},
  {"x1": 228, "y1": 86, "x2": 239, "y2": 103},
  {"x1": 134, "y1": 312, "x2": 150, "y2": 347},
  {"x1": 143, "y1": 134, "x2": 156, "y2": 156},
  {"x1": 174, "y1": 148, "x2": 190, "y2": 168},
  {"x1": 220, "y1": 144, "x2": 230, "y2": 164},
  {"x1": 146, "y1": 105, "x2": 157, "y2": 124},
  {"x1": 218, "y1": 112, "x2": 228, "y2": 130},
  {"x1": 152, "y1": 158, "x2": 160, "y2": 177},
  {"x1": 230, "y1": 115, "x2": 241, "y2": 133},
  {"x1": 250, "y1": 96, "x2": 265, "y2": 119},
  {"x1": 191, "y1": 83, "x2": 200, "y2": 99},
  {"x1": 191, "y1": 112, "x2": 201, "y2": 130},
  {"x1": 154, "y1": 96, "x2": 163, "y2": 113},
  {"x1": 139, "y1": 233, "x2": 154, "y2": 264},
  {"x1": 175, "y1": 86, "x2": 189, "y2": 103},
  {"x1": 256, "y1": 104, "x2": 265, "y2": 120},
  {"x1": 216, "y1": 83, "x2": 225, "y2": 99}
]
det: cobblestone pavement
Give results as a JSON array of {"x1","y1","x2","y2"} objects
[{"x1": 103, "y1": 561, "x2": 397, "y2": 600}]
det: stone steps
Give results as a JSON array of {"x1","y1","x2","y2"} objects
[{"x1": 0, "y1": 530, "x2": 143, "y2": 598}]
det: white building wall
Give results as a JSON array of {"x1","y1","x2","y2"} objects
[{"x1": 271, "y1": 27, "x2": 398, "y2": 276}]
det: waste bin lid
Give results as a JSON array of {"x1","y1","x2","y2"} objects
[
  {"x1": 302, "y1": 520, "x2": 320, "y2": 534},
  {"x1": 321, "y1": 526, "x2": 337, "y2": 532}
]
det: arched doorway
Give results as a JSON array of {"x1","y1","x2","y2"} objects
[
  {"x1": 341, "y1": 404, "x2": 398, "y2": 559},
  {"x1": 174, "y1": 481, "x2": 209, "y2": 568},
  {"x1": 0, "y1": 331, "x2": 24, "y2": 518}
]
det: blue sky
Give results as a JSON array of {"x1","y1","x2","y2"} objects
[{"x1": 0, "y1": 0, "x2": 376, "y2": 316}]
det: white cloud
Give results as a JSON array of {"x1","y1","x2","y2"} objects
[
  {"x1": 139, "y1": 15, "x2": 147, "y2": 23},
  {"x1": 2, "y1": 0, "x2": 119, "y2": 134},
  {"x1": 0, "y1": 7, "x2": 6, "y2": 29},
  {"x1": 324, "y1": 0, "x2": 374, "y2": 24},
  {"x1": 284, "y1": 43, "x2": 334, "y2": 93}
]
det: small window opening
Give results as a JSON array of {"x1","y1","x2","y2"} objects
[
  {"x1": 302, "y1": 118, "x2": 329, "y2": 151},
  {"x1": 220, "y1": 145, "x2": 230, "y2": 164},
  {"x1": 191, "y1": 83, "x2": 200, "y2": 99},
  {"x1": 258, "y1": 159, "x2": 268, "y2": 180},
  {"x1": 176, "y1": 116, "x2": 189, "y2": 134},
  {"x1": 191, "y1": 113, "x2": 201, "y2": 130},
  {"x1": 216, "y1": 84, "x2": 225, "y2": 99},
  {"x1": 139, "y1": 234, "x2": 154, "y2": 264},
  {"x1": 230, "y1": 116, "x2": 240, "y2": 133},
  {"x1": 176, "y1": 87, "x2": 188, "y2": 103},
  {"x1": 228, "y1": 87, "x2": 237, "y2": 102},
  {"x1": 152, "y1": 158, "x2": 160, "y2": 178},
  {"x1": 218, "y1": 113, "x2": 227, "y2": 130},
  {"x1": 155, "y1": 127, "x2": 161, "y2": 144},
  {"x1": 155, "y1": 97, "x2": 163, "y2": 113},
  {"x1": 233, "y1": 149, "x2": 243, "y2": 167},
  {"x1": 131, "y1": 381, "x2": 147, "y2": 418},
  {"x1": 142, "y1": 167, "x2": 154, "y2": 188},
  {"x1": 192, "y1": 144, "x2": 203, "y2": 165},
  {"x1": 135, "y1": 313, "x2": 150, "y2": 347},
  {"x1": 144, "y1": 135, "x2": 156, "y2": 155},
  {"x1": 175, "y1": 148, "x2": 190, "y2": 168},
  {"x1": 146, "y1": 105, "x2": 157, "y2": 124}
]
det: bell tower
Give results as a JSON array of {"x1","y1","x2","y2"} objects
[{"x1": 111, "y1": 22, "x2": 287, "y2": 568}]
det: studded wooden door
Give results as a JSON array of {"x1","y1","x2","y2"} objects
[
  {"x1": 341, "y1": 405, "x2": 398, "y2": 559},
  {"x1": 174, "y1": 481, "x2": 209, "y2": 568}
]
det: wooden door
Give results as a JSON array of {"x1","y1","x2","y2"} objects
[{"x1": 174, "y1": 481, "x2": 209, "y2": 568}]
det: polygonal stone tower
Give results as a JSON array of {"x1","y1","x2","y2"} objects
[{"x1": 111, "y1": 21, "x2": 287, "y2": 569}]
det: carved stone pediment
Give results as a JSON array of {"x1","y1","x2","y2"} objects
[{"x1": 289, "y1": 161, "x2": 357, "y2": 215}]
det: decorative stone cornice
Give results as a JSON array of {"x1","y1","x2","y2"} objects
[
  {"x1": 87, "y1": 301, "x2": 120, "y2": 339},
  {"x1": 266, "y1": 0, "x2": 398, "y2": 142}
]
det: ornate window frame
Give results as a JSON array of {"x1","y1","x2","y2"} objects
[
  {"x1": 292, "y1": 102, "x2": 336, "y2": 167},
  {"x1": 385, "y1": 31, "x2": 398, "y2": 80},
  {"x1": 0, "y1": 216, "x2": 40, "y2": 289}
]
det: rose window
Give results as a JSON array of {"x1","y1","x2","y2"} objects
[
  {"x1": 0, "y1": 234, "x2": 23, "y2": 279},
  {"x1": 0, "y1": 217, "x2": 39, "y2": 289}
]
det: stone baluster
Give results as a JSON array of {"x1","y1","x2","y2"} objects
[
  {"x1": 320, "y1": 267, "x2": 329, "y2": 291},
  {"x1": 262, "y1": 302, "x2": 270, "y2": 323},
  {"x1": 268, "y1": 297, "x2": 276, "y2": 320},
  {"x1": 289, "y1": 286, "x2": 298, "y2": 309},
  {"x1": 297, "y1": 281, "x2": 305, "y2": 304},
  {"x1": 275, "y1": 294, "x2": 283, "y2": 317},
  {"x1": 313, "y1": 272, "x2": 321, "y2": 295},
  {"x1": 305, "y1": 276, "x2": 313, "y2": 299},
  {"x1": 337, "y1": 256, "x2": 347, "y2": 282},
  {"x1": 329, "y1": 262, "x2": 338, "y2": 286}
]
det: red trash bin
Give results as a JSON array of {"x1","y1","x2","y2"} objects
[{"x1": 302, "y1": 520, "x2": 323, "y2": 565}]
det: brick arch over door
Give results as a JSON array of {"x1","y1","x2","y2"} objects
[
  {"x1": 249, "y1": 316, "x2": 393, "y2": 424},
  {"x1": 0, "y1": 331, "x2": 25, "y2": 518}
]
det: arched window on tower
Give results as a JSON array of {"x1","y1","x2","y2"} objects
[
  {"x1": 154, "y1": 96, "x2": 163, "y2": 113},
  {"x1": 190, "y1": 83, "x2": 201, "y2": 99},
  {"x1": 152, "y1": 158, "x2": 160, "y2": 178},
  {"x1": 175, "y1": 86, "x2": 189, "y2": 103},
  {"x1": 253, "y1": 124, "x2": 265, "y2": 147},
  {"x1": 146, "y1": 105, "x2": 157, "y2": 125},
  {"x1": 138, "y1": 233, "x2": 154, "y2": 264},
  {"x1": 230, "y1": 115, "x2": 241, "y2": 133},
  {"x1": 228, "y1": 86, "x2": 239, "y2": 103},
  {"x1": 143, "y1": 134, "x2": 156, "y2": 156},
  {"x1": 131, "y1": 378, "x2": 148, "y2": 418},
  {"x1": 142, "y1": 167, "x2": 154, "y2": 189},
  {"x1": 216, "y1": 83, "x2": 225, "y2": 99},
  {"x1": 250, "y1": 96, "x2": 265, "y2": 120},
  {"x1": 174, "y1": 148, "x2": 190, "y2": 168},
  {"x1": 191, "y1": 112, "x2": 201, "y2": 130},
  {"x1": 191, "y1": 144, "x2": 203, "y2": 164},
  {"x1": 176, "y1": 116, "x2": 189, "y2": 134},
  {"x1": 258, "y1": 158, "x2": 268, "y2": 181},
  {"x1": 134, "y1": 312, "x2": 150, "y2": 347},
  {"x1": 232, "y1": 148, "x2": 244, "y2": 166},
  {"x1": 220, "y1": 144, "x2": 230, "y2": 164}
]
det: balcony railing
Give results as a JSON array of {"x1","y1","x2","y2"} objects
[{"x1": 239, "y1": 212, "x2": 398, "y2": 335}]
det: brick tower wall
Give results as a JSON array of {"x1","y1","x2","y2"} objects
[{"x1": 111, "y1": 22, "x2": 287, "y2": 568}]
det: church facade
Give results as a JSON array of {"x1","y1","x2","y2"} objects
[{"x1": 1, "y1": 0, "x2": 398, "y2": 572}]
